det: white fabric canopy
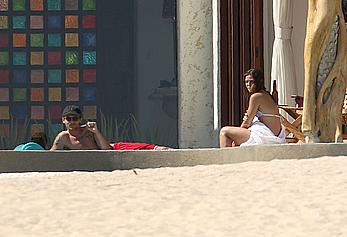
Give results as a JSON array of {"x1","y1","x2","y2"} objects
[{"x1": 271, "y1": 0, "x2": 297, "y2": 107}]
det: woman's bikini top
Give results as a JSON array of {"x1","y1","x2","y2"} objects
[{"x1": 256, "y1": 110, "x2": 282, "y2": 119}]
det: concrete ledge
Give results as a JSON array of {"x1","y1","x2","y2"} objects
[{"x1": 1, "y1": 143, "x2": 347, "y2": 173}]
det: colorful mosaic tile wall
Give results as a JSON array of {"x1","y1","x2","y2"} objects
[{"x1": 0, "y1": 0, "x2": 97, "y2": 136}]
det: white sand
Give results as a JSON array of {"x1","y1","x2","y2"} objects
[{"x1": 1, "y1": 156, "x2": 347, "y2": 237}]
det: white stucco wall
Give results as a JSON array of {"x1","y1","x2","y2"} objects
[{"x1": 177, "y1": 0, "x2": 218, "y2": 148}]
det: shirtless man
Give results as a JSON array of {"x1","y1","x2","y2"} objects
[{"x1": 50, "y1": 105, "x2": 112, "y2": 150}]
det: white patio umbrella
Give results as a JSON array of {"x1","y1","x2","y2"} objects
[{"x1": 271, "y1": 0, "x2": 297, "y2": 108}]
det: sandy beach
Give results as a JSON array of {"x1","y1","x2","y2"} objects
[{"x1": 1, "y1": 156, "x2": 347, "y2": 237}]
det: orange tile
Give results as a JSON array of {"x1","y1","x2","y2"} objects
[
  {"x1": 65, "y1": 15, "x2": 78, "y2": 28},
  {"x1": 65, "y1": 69, "x2": 79, "y2": 83},
  {"x1": 65, "y1": 33, "x2": 79, "y2": 47},
  {"x1": 13, "y1": 33, "x2": 26, "y2": 47}
]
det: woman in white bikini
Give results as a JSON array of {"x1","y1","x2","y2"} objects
[{"x1": 219, "y1": 68, "x2": 285, "y2": 147}]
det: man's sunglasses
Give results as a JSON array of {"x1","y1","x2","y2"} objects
[{"x1": 64, "y1": 116, "x2": 80, "y2": 122}]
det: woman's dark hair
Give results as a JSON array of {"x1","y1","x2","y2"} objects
[
  {"x1": 244, "y1": 68, "x2": 266, "y2": 92},
  {"x1": 31, "y1": 132, "x2": 48, "y2": 149}
]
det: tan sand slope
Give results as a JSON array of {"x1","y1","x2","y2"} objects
[{"x1": 1, "y1": 156, "x2": 347, "y2": 237}]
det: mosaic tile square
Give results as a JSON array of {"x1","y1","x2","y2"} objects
[
  {"x1": 13, "y1": 69, "x2": 26, "y2": 84},
  {"x1": 66, "y1": 87, "x2": 79, "y2": 101},
  {"x1": 31, "y1": 106, "x2": 44, "y2": 119},
  {"x1": 83, "y1": 15, "x2": 96, "y2": 28},
  {"x1": 83, "y1": 87, "x2": 96, "y2": 102},
  {"x1": 13, "y1": 33, "x2": 26, "y2": 47},
  {"x1": 30, "y1": 15, "x2": 44, "y2": 29},
  {"x1": 48, "y1": 33, "x2": 61, "y2": 47},
  {"x1": 12, "y1": 105, "x2": 27, "y2": 119},
  {"x1": 48, "y1": 15, "x2": 61, "y2": 29},
  {"x1": 48, "y1": 105, "x2": 61, "y2": 120},
  {"x1": 83, "y1": 51, "x2": 96, "y2": 65},
  {"x1": 65, "y1": 33, "x2": 79, "y2": 47},
  {"x1": 0, "y1": 88, "x2": 9, "y2": 101},
  {"x1": 0, "y1": 0, "x2": 8, "y2": 11},
  {"x1": 0, "y1": 33, "x2": 8, "y2": 47},
  {"x1": 83, "y1": 105, "x2": 96, "y2": 119},
  {"x1": 83, "y1": 69, "x2": 96, "y2": 83},
  {"x1": 0, "y1": 124, "x2": 9, "y2": 137},
  {"x1": 0, "y1": 51, "x2": 8, "y2": 65},
  {"x1": 30, "y1": 33, "x2": 44, "y2": 47},
  {"x1": 0, "y1": 106, "x2": 9, "y2": 119},
  {"x1": 65, "y1": 51, "x2": 78, "y2": 65},
  {"x1": 82, "y1": 33, "x2": 96, "y2": 48},
  {"x1": 65, "y1": 0, "x2": 78, "y2": 10},
  {"x1": 31, "y1": 69, "x2": 44, "y2": 83},
  {"x1": 0, "y1": 16, "x2": 8, "y2": 29},
  {"x1": 13, "y1": 88, "x2": 27, "y2": 101},
  {"x1": 12, "y1": 16, "x2": 26, "y2": 29},
  {"x1": 48, "y1": 51, "x2": 61, "y2": 65},
  {"x1": 0, "y1": 69, "x2": 9, "y2": 83},
  {"x1": 31, "y1": 51, "x2": 44, "y2": 65},
  {"x1": 13, "y1": 0, "x2": 25, "y2": 11},
  {"x1": 48, "y1": 87, "x2": 61, "y2": 101},
  {"x1": 31, "y1": 87, "x2": 44, "y2": 101},
  {"x1": 13, "y1": 52, "x2": 26, "y2": 65},
  {"x1": 65, "y1": 69, "x2": 79, "y2": 83},
  {"x1": 30, "y1": 0, "x2": 43, "y2": 11},
  {"x1": 48, "y1": 69, "x2": 61, "y2": 83},
  {"x1": 82, "y1": 0, "x2": 95, "y2": 10},
  {"x1": 47, "y1": 0, "x2": 61, "y2": 11},
  {"x1": 31, "y1": 124, "x2": 44, "y2": 133},
  {"x1": 65, "y1": 15, "x2": 78, "y2": 28}
]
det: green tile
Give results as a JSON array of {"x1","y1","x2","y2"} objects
[
  {"x1": 12, "y1": 16, "x2": 26, "y2": 29},
  {"x1": 48, "y1": 33, "x2": 61, "y2": 47},
  {"x1": 13, "y1": 0, "x2": 25, "y2": 11},
  {"x1": 48, "y1": 0, "x2": 61, "y2": 10},
  {"x1": 0, "y1": 52, "x2": 8, "y2": 65},
  {"x1": 13, "y1": 88, "x2": 27, "y2": 101},
  {"x1": 65, "y1": 51, "x2": 78, "y2": 65},
  {"x1": 82, "y1": 0, "x2": 95, "y2": 10},
  {"x1": 48, "y1": 69, "x2": 61, "y2": 83},
  {"x1": 30, "y1": 34, "x2": 44, "y2": 47}
]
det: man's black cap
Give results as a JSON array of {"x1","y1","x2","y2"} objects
[{"x1": 62, "y1": 105, "x2": 82, "y2": 117}]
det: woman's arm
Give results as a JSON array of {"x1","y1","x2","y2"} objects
[{"x1": 240, "y1": 94, "x2": 261, "y2": 128}]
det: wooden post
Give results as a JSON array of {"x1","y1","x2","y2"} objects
[{"x1": 302, "y1": 0, "x2": 347, "y2": 142}]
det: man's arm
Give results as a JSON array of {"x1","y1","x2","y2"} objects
[
  {"x1": 87, "y1": 122, "x2": 112, "y2": 150},
  {"x1": 50, "y1": 133, "x2": 65, "y2": 150}
]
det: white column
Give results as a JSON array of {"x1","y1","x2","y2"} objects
[{"x1": 177, "y1": 0, "x2": 218, "y2": 148}]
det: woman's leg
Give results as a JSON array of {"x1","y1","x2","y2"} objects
[{"x1": 219, "y1": 126, "x2": 251, "y2": 148}]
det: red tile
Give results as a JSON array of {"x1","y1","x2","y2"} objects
[
  {"x1": 48, "y1": 51, "x2": 61, "y2": 65},
  {"x1": 83, "y1": 69, "x2": 96, "y2": 83},
  {"x1": 0, "y1": 69, "x2": 9, "y2": 83},
  {"x1": 48, "y1": 105, "x2": 62, "y2": 120},
  {"x1": 0, "y1": 33, "x2": 8, "y2": 47},
  {"x1": 31, "y1": 106, "x2": 44, "y2": 119},
  {"x1": 31, "y1": 88, "x2": 44, "y2": 101},
  {"x1": 83, "y1": 15, "x2": 96, "y2": 29}
]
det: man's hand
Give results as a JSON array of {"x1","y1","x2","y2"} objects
[{"x1": 86, "y1": 121, "x2": 98, "y2": 133}]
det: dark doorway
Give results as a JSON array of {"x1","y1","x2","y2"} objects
[{"x1": 220, "y1": 0, "x2": 264, "y2": 126}]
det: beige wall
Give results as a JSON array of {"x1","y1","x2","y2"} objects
[{"x1": 292, "y1": 0, "x2": 307, "y2": 95}]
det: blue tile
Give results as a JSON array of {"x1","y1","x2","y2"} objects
[
  {"x1": 13, "y1": 69, "x2": 26, "y2": 84},
  {"x1": 47, "y1": 15, "x2": 61, "y2": 29},
  {"x1": 83, "y1": 33, "x2": 96, "y2": 48},
  {"x1": 83, "y1": 87, "x2": 96, "y2": 102},
  {"x1": 12, "y1": 105, "x2": 28, "y2": 119}
]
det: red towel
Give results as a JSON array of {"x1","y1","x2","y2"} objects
[{"x1": 112, "y1": 142, "x2": 156, "y2": 150}]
